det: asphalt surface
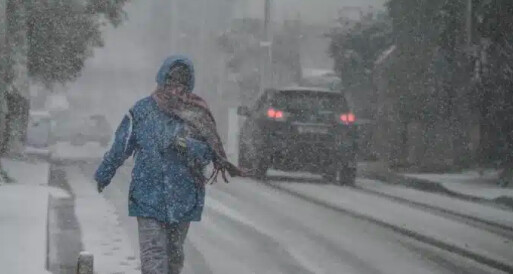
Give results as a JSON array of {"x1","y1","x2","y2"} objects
[{"x1": 52, "y1": 162, "x2": 510, "y2": 274}]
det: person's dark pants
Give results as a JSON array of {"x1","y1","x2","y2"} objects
[{"x1": 137, "y1": 217, "x2": 190, "y2": 274}]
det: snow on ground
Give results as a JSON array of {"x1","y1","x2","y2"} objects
[
  {"x1": 80, "y1": 161, "x2": 507, "y2": 274},
  {"x1": 271, "y1": 180, "x2": 513, "y2": 267},
  {"x1": 267, "y1": 169, "x2": 320, "y2": 178},
  {"x1": 1, "y1": 158, "x2": 50, "y2": 186},
  {"x1": 357, "y1": 178, "x2": 513, "y2": 228},
  {"x1": 201, "y1": 178, "x2": 507, "y2": 274},
  {"x1": 202, "y1": 196, "x2": 329, "y2": 274},
  {"x1": 0, "y1": 185, "x2": 51, "y2": 274},
  {"x1": 404, "y1": 170, "x2": 513, "y2": 199},
  {"x1": 0, "y1": 158, "x2": 52, "y2": 274},
  {"x1": 65, "y1": 166, "x2": 140, "y2": 273}
]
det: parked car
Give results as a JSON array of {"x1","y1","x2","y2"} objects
[
  {"x1": 237, "y1": 87, "x2": 358, "y2": 185},
  {"x1": 26, "y1": 111, "x2": 52, "y2": 149},
  {"x1": 51, "y1": 112, "x2": 112, "y2": 147}
]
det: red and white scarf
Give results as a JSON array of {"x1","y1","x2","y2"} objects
[{"x1": 152, "y1": 86, "x2": 246, "y2": 185}]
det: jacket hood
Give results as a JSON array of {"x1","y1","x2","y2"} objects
[{"x1": 156, "y1": 55, "x2": 195, "y2": 92}]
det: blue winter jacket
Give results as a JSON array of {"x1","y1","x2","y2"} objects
[{"x1": 95, "y1": 56, "x2": 212, "y2": 224}]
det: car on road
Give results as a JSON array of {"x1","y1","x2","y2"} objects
[
  {"x1": 26, "y1": 111, "x2": 52, "y2": 149},
  {"x1": 50, "y1": 112, "x2": 113, "y2": 147},
  {"x1": 237, "y1": 87, "x2": 358, "y2": 184}
]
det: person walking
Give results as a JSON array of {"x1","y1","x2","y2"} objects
[{"x1": 94, "y1": 55, "x2": 244, "y2": 274}]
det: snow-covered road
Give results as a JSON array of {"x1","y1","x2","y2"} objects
[{"x1": 62, "y1": 163, "x2": 511, "y2": 274}]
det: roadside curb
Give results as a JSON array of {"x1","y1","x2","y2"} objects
[
  {"x1": 359, "y1": 169, "x2": 513, "y2": 211},
  {"x1": 265, "y1": 181, "x2": 513, "y2": 273},
  {"x1": 35, "y1": 156, "x2": 53, "y2": 274},
  {"x1": 47, "y1": 164, "x2": 85, "y2": 273},
  {"x1": 43, "y1": 159, "x2": 52, "y2": 273}
]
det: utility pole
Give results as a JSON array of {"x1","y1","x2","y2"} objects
[
  {"x1": 260, "y1": 0, "x2": 272, "y2": 93},
  {"x1": 466, "y1": 0, "x2": 473, "y2": 47},
  {"x1": 0, "y1": 0, "x2": 7, "y2": 156},
  {"x1": 465, "y1": 0, "x2": 479, "y2": 82},
  {"x1": 264, "y1": 0, "x2": 271, "y2": 41}
]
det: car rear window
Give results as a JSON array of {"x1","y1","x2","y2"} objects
[{"x1": 271, "y1": 90, "x2": 349, "y2": 112}]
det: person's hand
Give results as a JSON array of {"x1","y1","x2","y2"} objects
[
  {"x1": 97, "y1": 183, "x2": 105, "y2": 193},
  {"x1": 176, "y1": 136, "x2": 187, "y2": 150},
  {"x1": 173, "y1": 136, "x2": 188, "y2": 156}
]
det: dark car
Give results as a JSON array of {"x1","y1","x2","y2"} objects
[{"x1": 237, "y1": 87, "x2": 358, "y2": 184}]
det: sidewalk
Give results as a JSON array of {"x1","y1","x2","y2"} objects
[
  {"x1": 358, "y1": 162, "x2": 513, "y2": 209},
  {"x1": 0, "y1": 158, "x2": 52, "y2": 274},
  {"x1": 64, "y1": 165, "x2": 140, "y2": 273}
]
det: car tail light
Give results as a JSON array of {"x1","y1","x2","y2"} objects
[
  {"x1": 267, "y1": 108, "x2": 285, "y2": 120},
  {"x1": 275, "y1": 111, "x2": 284, "y2": 119},
  {"x1": 348, "y1": 113, "x2": 356, "y2": 123},
  {"x1": 340, "y1": 113, "x2": 356, "y2": 124},
  {"x1": 267, "y1": 108, "x2": 276, "y2": 118}
]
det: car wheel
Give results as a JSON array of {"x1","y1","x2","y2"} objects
[
  {"x1": 322, "y1": 171, "x2": 337, "y2": 183},
  {"x1": 252, "y1": 136, "x2": 269, "y2": 179},
  {"x1": 339, "y1": 166, "x2": 356, "y2": 186},
  {"x1": 238, "y1": 142, "x2": 250, "y2": 170},
  {"x1": 243, "y1": 140, "x2": 268, "y2": 179},
  {"x1": 254, "y1": 159, "x2": 268, "y2": 179},
  {"x1": 246, "y1": 150, "x2": 268, "y2": 179}
]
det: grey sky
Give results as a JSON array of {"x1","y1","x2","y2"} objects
[
  {"x1": 66, "y1": 0, "x2": 388, "y2": 119},
  {"x1": 238, "y1": 0, "x2": 387, "y2": 24}
]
